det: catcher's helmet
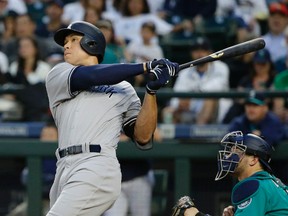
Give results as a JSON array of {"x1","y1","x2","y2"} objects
[
  {"x1": 215, "y1": 131, "x2": 274, "y2": 181},
  {"x1": 54, "y1": 21, "x2": 106, "y2": 63}
]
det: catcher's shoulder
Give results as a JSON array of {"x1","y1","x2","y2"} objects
[{"x1": 232, "y1": 179, "x2": 260, "y2": 205}]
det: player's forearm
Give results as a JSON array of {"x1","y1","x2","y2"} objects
[
  {"x1": 70, "y1": 63, "x2": 147, "y2": 91},
  {"x1": 134, "y1": 93, "x2": 157, "y2": 144}
]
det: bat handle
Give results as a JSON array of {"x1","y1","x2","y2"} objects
[{"x1": 179, "y1": 63, "x2": 191, "y2": 70}]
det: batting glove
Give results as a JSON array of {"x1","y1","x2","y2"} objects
[
  {"x1": 146, "y1": 58, "x2": 179, "y2": 77},
  {"x1": 164, "y1": 58, "x2": 179, "y2": 77},
  {"x1": 146, "y1": 66, "x2": 170, "y2": 95}
]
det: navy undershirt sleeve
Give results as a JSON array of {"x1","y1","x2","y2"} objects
[{"x1": 70, "y1": 63, "x2": 145, "y2": 92}]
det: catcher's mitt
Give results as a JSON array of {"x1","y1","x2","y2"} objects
[{"x1": 172, "y1": 196, "x2": 196, "y2": 216}]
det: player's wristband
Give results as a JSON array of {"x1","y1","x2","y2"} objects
[
  {"x1": 143, "y1": 62, "x2": 147, "y2": 73},
  {"x1": 145, "y1": 85, "x2": 157, "y2": 95}
]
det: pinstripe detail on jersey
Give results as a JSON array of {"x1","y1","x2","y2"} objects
[
  {"x1": 123, "y1": 116, "x2": 137, "y2": 128},
  {"x1": 123, "y1": 116, "x2": 137, "y2": 139}
]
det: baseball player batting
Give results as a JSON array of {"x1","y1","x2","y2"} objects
[{"x1": 45, "y1": 21, "x2": 179, "y2": 216}]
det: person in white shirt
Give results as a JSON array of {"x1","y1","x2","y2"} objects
[
  {"x1": 61, "y1": 0, "x2": 86, "y2": 25},
  {"x1": 126, "y1": 21, "x2": 164, "y2": 63},
  {"x1": 162, "y1": 37, "x2": 230, "y2": 124},
  {"x1": 113, "y1": 0, "x2": 173, "y2": 44},
  {"x1": 125, "y1": 21, "x2": 164, "y2": 87},
  {"x1": 262, "y1": 2, "x2": 288, "y2": 66}
]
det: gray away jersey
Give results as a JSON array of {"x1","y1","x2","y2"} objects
[{"x1": 45, "y1": 62, "x2": 141, "y2": 150}]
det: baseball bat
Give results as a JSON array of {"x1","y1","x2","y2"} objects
[{"x1": 179, "y1": 37, "x2": 265, "y2": 70}]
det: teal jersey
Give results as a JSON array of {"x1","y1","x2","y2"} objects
[{"x1": 232, "y1": 171, "x2": 288, "y2": 216}]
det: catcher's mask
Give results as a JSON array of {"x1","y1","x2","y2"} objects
[{"x1": 215, "y1": 131, "x2": 274, "y2": 181}]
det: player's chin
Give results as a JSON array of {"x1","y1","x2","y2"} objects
[{"x1": 64, "y1": 56, "x2": 75, "y2": 65}]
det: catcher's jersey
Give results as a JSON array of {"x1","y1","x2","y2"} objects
[
  {"x1": 45, "y1": 62, "x2": 141, "y2": 150},
  {"x1": 232, "y1": 171, "x2": 288, "y2": 216}
]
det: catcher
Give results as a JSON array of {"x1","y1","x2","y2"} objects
[{"x1": 172, "y1": 131, "x2": 288, "y2": 216}]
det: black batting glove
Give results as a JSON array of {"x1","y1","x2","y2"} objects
[
  {"x1": 146, "y1": 58, "x2": 179, "y2": 79},
  {"x1": 146, "y1": 66, "x2": 170, "y2": 95},
  {"x1": 145, "y1": 59, "x2": 162, "y2": 73},
  {"x1": 163, "y1": 58, "x2": 179, "y2": 76}
]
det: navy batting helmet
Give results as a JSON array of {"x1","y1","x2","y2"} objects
[
  {"x1": 54, "y1": 21, "x2": 106, "y2": 63},
  {"x1": 215, "y1": 131, "x2": 274, "y2": 181}
]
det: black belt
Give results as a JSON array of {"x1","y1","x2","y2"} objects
[{"x1": 58, "y1": 144, "x2": 101, "y2": 158}]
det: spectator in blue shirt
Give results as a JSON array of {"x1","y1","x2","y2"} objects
[{"x1": 229, "y1": 90, "x2": 286, "y2": 147}]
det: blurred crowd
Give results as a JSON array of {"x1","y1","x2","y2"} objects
[
  {"x1": 0, "y1": 0, "x2": 287, "y2": 215},
  {"x1": 0, "y1": 0, "x2": 286, "y2": 127}
]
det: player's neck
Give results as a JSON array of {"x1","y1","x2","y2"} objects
[{"x1": 83, "y1": 56, "x2": 99, "y2": 66}]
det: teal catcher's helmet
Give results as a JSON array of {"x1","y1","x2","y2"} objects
[
  {"x1": 215, "y1": 131, "x2": 274, "y2": 181},
  {"x1": 54, "y1": 21, "x2": 106, "y2": 63}
]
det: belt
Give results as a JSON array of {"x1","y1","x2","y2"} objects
[{"x1": 58, "y1": 144, "x2": 101, "y2": 158}]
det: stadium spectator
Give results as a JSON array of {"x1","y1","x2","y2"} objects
[
  {"x1": 25, "y1": 0, "x2": 46, "y2": 27},
  {"x1": 101, "y1": 0, "x2": 123, "y2": 23},
  {"x1": 35, "y1": 0, "x2": 66, "y2": 39},
  {"x1": 223, "y1": 49, "x2": 276, "y2": 123},
  {"x1": 61, "y1": 0, "x2": 86, "y2": 24},
  {"x1": 160, "y1": 0, "x2": 216, "y2": 25},
  {"x1": 273, "y1": 25, "x2": 288, "y2": 73},
  {"x1": 0, "y1": 10, "x2": 18, "y2": 45},
  {"x1": 228, "y1": 90, "x2": 285, "y2": 147},
  {"x1": 35, "y1": 0, "x2": 66, "y2": 62},
  {"x1": 2, "y1": 36, "x2": 51, "y2": 121},
  {"x1": 0, "y1": 0, "x2": 26, "y2": 36},
  {"x1": 2, "y1": 13, "x2": 50, "y2": 63},
  {"x1": 224, "y1": 45, "x2": 254, "y2": 89},
  {"x1": 262, "y1": 2, "x2": 288, "y2": 69},
  {"x1": 125, "y1": 21, "x2": 164, "y2": 87},
  {"x1": 86, "y1": 0, "x2": 106, "y2": 18},
  {"x1": 0, "y1": 50, "x2": 9, "y2": 76},
  {"x1": 84, "y1": 7, "x2": 101, "y2": 26},
  {"x1": 62, "y1": 0, "x2": 106, "y2": 25},
  {"x1": 161, "y1": 37, "x2": 230, "y2": 124},
  {"x1": 146, "y1": 0, "x2": 165, "y2": 15},
  {"x1": 235, "y1": 49, "x2": 275, "y2": 91},
  {"x1": 215, "y1": 0, "x2": 268, "y2": 44},
  {"x1": 95, "y1": 19, "x2": 126, "y2": 64},
  {"x1": 113, "y1": 0, "x2": 173, "y2": 44},
  {"x1": 234, "y1": 0, "x2": 269, "y2": 37},
  {"x1": 7, "y1": 0, "x2": 27, "y2": 15},
  {"x1": 272, "y1": 56, "x2": 288, "y2": 123}
]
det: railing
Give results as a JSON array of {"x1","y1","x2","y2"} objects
[
  {"x1": 134, "y1": 88, "x2": 288, "y2": 99},
  {"x1": 0, "y1": 139, "x2": 288, "y2": 216},
  {"x1": 1, "y1": 85, "x2": 288, "y2": 99}
]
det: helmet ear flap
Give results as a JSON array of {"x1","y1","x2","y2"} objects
[
  {"x1": 80, "y1": 36, "x2": 103, "y2": 62},
  {"x1": 87, "y1": 40, "x2": 97, "y2": 48}
]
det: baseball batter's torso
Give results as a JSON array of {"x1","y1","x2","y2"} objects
[{"x1": 46, "y1": 62, "x2": 141, "y2": 150}]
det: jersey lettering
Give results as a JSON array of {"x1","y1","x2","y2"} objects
[{"x1": 90, "y1": 85, "x2": 118, "y2": 97}]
